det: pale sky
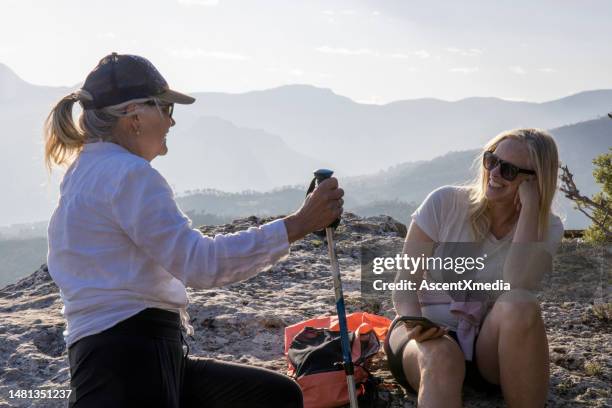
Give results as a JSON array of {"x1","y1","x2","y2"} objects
[{"x1": 2, "y1": 0, "x2": 612, "y2": 103}]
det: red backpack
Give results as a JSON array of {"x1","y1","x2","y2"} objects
[{"x1": 285, "y1": 313, "x2": 391, "y2": 408}]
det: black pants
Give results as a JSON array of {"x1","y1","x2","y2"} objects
[
  {"x1": 68, "y1": 308, "x2": 303, "y2": 407},
  {"x1": 383, "y1": 316, "x2": 500, "y2": 394}
]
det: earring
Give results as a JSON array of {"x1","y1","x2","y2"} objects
[{"x1": 136, "y1": 130, "x2": 141, "y2": 136}]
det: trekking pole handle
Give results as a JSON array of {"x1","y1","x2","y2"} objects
[
  {"x1": 313, "y1": 168, "x2": 334, "y2": 184},
  {"x1": 309, "y1": 169, "x2": 341, "y2": 236}
]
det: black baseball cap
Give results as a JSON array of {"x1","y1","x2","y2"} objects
[{"x1": 80, "y1": 52, "x2": 195, "y2": 110}]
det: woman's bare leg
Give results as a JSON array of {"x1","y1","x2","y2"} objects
[
  {"x1": 390, "y1": 326, "x2": 465, "y2": 408},
  {"x1": 475, "y1": 289, "x2": 549, "y2": 408}
]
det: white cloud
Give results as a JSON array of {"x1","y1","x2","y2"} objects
[
  {"x1": 446, "y1": 47, "x2": 483, "y2": 57},
  {"x1": 315, "y1": 46, "x2": 377, "y2": 56},
  {"x1": 538, "y1": 67, "x2": 556, "y2": 73},
  {"x1": 315, "y1": 47, "x2": 428, "y2": 61},
  {"x1": 177, "y1": 0, "x2": 219, "y2": 5},
  {"x1": 322, "y1": 9, "x2": 356, "y2": 15},
  {"x1": 381, "y1": 50, "x2": 431, "y2": 59},
  {"x1": 372, "y1": 11, "x2": 381, "y2": 16},
  {"x1": 0, "y1": 46, "x2": 15, "y2": 55},
  {"x1": 449, "y1": 67, "x2": 479, "y2": 74},
  {"x1": 509, "y1": 66, "x2": 527, "y2": 75},
  {"x1": 169, "y1": 48, "x2": 249, "y2": 60},
  {"x1": 97, "y1": 32, "x2": 117, "y2": 40},
  {"x1": 321, "y1": 9, "x2": 356, "y2": 23},
  {"x1": 413, "y1": 50, "x2": 430, "y2": 59},
  {"x1": 266, "y1": 67, "x2": 330, "y2": 79}
]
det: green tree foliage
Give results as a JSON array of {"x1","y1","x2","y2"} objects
[
  {"x1": 583, "y1": 149, "x2": 612, "y2": 242},
  {"x1": 560, "y1": 148, "x2": 611, "y2": 243}
]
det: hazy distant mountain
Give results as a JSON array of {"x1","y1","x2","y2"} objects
[
  {"x1": 0, "y1": 63, "x2": 60, "y2": 103},
  {"x1": 0, "y1": 63, "x2": 70, "y2": 226},
  {"x1": 187, "y1": 85, "x2": 612, "y2": 174},
  {"x1": 0, "y1": 237, "x2": 47, "y2": 288},
  {"x1": 154, "y1": 116, "x2": 330, "y2": 193}
]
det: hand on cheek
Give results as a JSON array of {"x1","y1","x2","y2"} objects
[{"x1": 517, "y1": 176, "x2": 540, "y2": 212}]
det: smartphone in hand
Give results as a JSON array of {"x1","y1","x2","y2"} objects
[{"x1": 399, "y1": 316, "x2": 440, "y2": 331}]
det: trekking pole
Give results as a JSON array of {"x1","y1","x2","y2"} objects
[{"x1": 311, "y1": 169, "x2": 359, "y2": 408}]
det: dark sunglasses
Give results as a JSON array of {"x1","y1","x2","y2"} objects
[
  {"x1": 483, "y1": 151, "x2": 535, "y2": 181},
  {"x1": 144, "y1": 100, "x2": 174, "y2": 118}
]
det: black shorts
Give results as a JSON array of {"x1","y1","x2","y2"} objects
[
  {"x1": 67, "y1": 308, "x2": 303, "y2": 408},
  {"x1": 383, "y1": 316, "x2": 500, "y2": 394}
]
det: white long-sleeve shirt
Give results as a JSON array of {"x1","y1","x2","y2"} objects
[{"x1": 47, "y1": 142, "x2": 290, "y2": 347}]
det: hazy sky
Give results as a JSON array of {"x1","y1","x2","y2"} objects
[{"x1": 2, "y1": 0, "x2": 612, "y2": 103}]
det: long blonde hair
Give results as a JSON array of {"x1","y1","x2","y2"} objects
[
  {"x1": 467, "y1": 128, "x2": 559, "y2": 241},
  {"x1": 43, "y1": 90, "x2": 157, "y2": 171}
]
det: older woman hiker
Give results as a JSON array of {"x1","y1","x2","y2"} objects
[
  {"x1": 45, "y1": 52, "x2": 344, "y2": 408},
  {"x1": 385, "y1": 129, "x2": 564, "y2": 408}
]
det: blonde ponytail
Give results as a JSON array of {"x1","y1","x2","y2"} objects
[
  {"x1": 44, "y1": 89, "x2": 160, "y2": 171},
  {"x1": 44, "y1": 93, "x2": 86, "y2": 171}
]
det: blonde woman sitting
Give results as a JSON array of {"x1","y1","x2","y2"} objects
[{"x1": 384, "y1": 129, "x2": 564, "y2": 408}]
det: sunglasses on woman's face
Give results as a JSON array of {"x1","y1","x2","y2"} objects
[
  {"x1": 144, "y1": 101, "x2": 174, "y2": 118},
  {"x1": 483, "y1": 151, "x2": 535, "y2": 181}
]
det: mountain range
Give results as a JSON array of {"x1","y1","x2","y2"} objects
[
  {"x1": 185, "y1": 85, "x2": 612, "y2": 174},
  {"x1": 0, "y1": 61, "x2": 610, "y2": 227}
]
